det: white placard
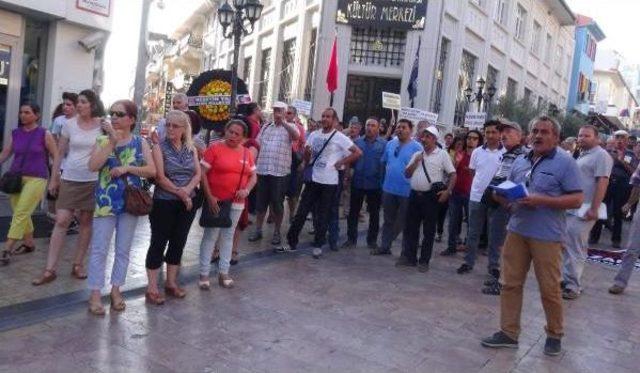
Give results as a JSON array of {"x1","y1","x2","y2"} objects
[
  {"x1": 464, "y1": 112, "x2": 487, "y2": 129},
  {"x1": 76, "y1": 0, "x2": 111, "y2": 17},
  {"x1": 398, "y1": 107, "x2": 438, "y2": 126},
  {"x1": 291, "y1": 99, "x2": 312, "y2": 116},
  {"x1": 382, "y1": 92, "x2": 402, "y2": 110}
]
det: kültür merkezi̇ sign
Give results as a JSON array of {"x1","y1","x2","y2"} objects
[{"x1": 336, "y1": 0, "x2": 427, "y2": 30}]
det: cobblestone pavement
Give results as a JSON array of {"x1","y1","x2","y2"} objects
[{"x1": 1, "y1": 236, "x2": 640, "y2": 372}]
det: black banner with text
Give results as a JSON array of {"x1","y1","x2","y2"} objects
[{"x1": 336, "y1": 0, "x2": 427, "y2": 30}]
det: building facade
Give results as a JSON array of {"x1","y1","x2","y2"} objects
[
  {"x1": 567, "y1": 14, "x2": 604, "y2": 115},
  {"x1": 156, "y1": 0, "x2": 576, "y2": 132},
  {"x1": 0, "y1": 0, "x2": 113, "y2": 151}
]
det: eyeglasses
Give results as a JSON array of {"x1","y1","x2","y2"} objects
[{"x1": 109, "y1": 111, "x2": 127, "y2": 118}]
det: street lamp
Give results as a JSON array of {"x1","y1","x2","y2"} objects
[
  {"x1": 465, "y1": 76, "x2": 497, "y2": 114},
  {"x1": 217, "y1": 0, "x2": 263, "y2": 115}
]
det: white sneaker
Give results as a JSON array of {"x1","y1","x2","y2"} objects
[{"x1": 312, "y1": 247, "x2": 322, "y2": 259}]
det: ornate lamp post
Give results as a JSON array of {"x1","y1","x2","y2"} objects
[
  {"x1": 217, "y1": 0, "x2": 263, "y2": 115},
  {"x1": 465, "y1": 77, "x2": 497, "y2": 114}
]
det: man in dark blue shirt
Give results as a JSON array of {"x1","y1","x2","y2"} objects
[{"x1": 343, "y1": 117, "x2": 387, "y2": 249}]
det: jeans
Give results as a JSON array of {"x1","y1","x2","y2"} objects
[
  {"x1": 347, "y1": 187, "x2": 382, "y2": 246},
  {"x1": 199, "y1": 207, "x2": 242, "y2": 276},
  {"x1": 400, "y1": 190, "x2": 439, "y2": 264},
  {"x1": 562, "y1": 215, "x2": 596, "y2": 293},
  {"x1": 380, "y1": 192, "x2": 409, "y2": 252},
  {"x1": 446, "y1": 192, "x2": 469, "y2": 251},
  {"x1": 437, "y1": 200, "x2": 448, "y2": 236},
  {"x1": 613, "y1": 211, "x2": 640, "y2": 288},
  {"x1": 464, "y1": 200, "x2": 506, "y2": 271},
  {"x1": 327, "y1": 171, "x2": 344, "y2": 249},
  {"x1": 500, "y1": 232, "x2": 564, "y2": 340},
  {"x1": 87, "y1": 213, "x2": 140, "y2": 290},
  {"x1": 287, "y1": 182, "x2": 336, "y2": 248},
  {"x1": 146, "y1": 199, "x2": 197, "y2": 269},
  {"x1": 590, "y1": 181, "x2": 630, "y2": 243}
]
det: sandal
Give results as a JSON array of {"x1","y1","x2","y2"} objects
[
  {"x1": 13, "y1": 244, "x2": 35, "y2": 255},
  {"x1": 110, "y1": 295, "x2": 126, "y2": 312},
  {"x1": 218, "y1": 273, "x2": 234, "y2": 288},
  {"x1": 32, "y1": 269, "x2": 57, "y2": 286},
  {"x1": 0, "y1": 250, "x2": 11, "y2": 266},
  {"x1": 230, "y1": 251, "x2": 239, "y2": 266},
  {"x1": 145, "y1": 291, "x2": 165, "y2": 305},
  {"x1": 71, "y1": 263, "x2": 88, "y2": 279},
  {"x1": 88, "y1": 301, "x2": 106, "y2": 316},
  {"x1": 198, "y1": 279, "x2": 211, "y2": 291},
  {"x1": 165, "y1": 286, "x2": 187, "y2": 299}
]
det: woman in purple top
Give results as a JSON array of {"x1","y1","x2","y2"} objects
[{"x1": 0, "y1": 103, "x2": 58, "y2": 265}]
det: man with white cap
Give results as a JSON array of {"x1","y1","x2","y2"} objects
[
  {"x1": 590, "y1": 129, "x2": 637, "y2": 248},
  {"x1": 396, "y1": 126, "x2": 456, "y2": 271},
  {"x1": 248, "y1": 101, "x2": 300, "y2": 246}
]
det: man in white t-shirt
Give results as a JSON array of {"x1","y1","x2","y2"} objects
[
  {"x1": 50, "y1": 92, "x2": 78, "y2": 143},
  {"x1": 283, "y1": 108, "x2": 362, "y2": 258},
  {"x1": 457, "y1": 120, "x2": 505, "y2": 275}
]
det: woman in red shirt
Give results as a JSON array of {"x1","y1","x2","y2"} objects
[
  {"x1": 198, "y1": 120, "x2": 257, "y2": 290},
  {"x1": 441, "y1": 130, "x2": 483, "y2": 256}
]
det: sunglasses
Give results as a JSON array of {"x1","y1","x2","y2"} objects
[{"x1": 109, "y1": 111, "x2": 127, "y2": 118}]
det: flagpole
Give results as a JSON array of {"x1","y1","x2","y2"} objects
[{"x1": 330, "y1": 92, "x2": 334, "y2": 107}]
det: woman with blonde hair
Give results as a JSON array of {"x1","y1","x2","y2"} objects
[{"x1": 144, "y1": 110, "x2": 201, "y2": 305}]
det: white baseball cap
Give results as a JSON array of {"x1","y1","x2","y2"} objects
[
  {"x1": 272, "y1": 101, "x2": 288, "y2": 110},
  {"x1": 422, "y1": 126, "x2": 439, "y2": 138},
  {"x1": 614, "y1": 130, "x2": 629, "y2": 137}
]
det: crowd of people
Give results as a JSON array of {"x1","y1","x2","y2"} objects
[{"x1": 1, "y1": 89, "x2": 640, "y2": 357}]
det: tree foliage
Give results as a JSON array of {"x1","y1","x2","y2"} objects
[{"x1": 491, "y1": 95, "x2": 584, "y2": 138}]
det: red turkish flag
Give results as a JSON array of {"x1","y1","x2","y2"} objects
[{"x1": 326, "y1": 35, "x2": 338, "y2": 93}]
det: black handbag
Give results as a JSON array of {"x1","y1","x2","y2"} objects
[
  {"x1": 421, "y1": 158, "x2": 447, "y2": 194},
  {"x1": 0, "y1": 129, "x2": 39, "y2": 194},
  {"x1": 303, "y1": 130, "x2": 337, "y2": 183},
  {"x1": 199, "y1": 148, "x2": 247, "y2": 228}
]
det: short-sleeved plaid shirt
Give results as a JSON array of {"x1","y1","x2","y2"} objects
[{"x1": 256, "y1": 122, "x2": 293, "y2": 176}]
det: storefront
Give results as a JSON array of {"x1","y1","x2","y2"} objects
[{"x1": 0, "y1": 0, "x2": 112, "y2": 156}]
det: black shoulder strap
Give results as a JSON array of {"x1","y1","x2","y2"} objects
[
  {"x1": 420, "y1": 155, "x2": 432, "y2": 184},
  {"x1": 310, "y1": 130, "x2": 337, "y2": 167}
]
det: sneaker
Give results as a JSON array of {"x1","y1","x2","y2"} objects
[
  {"x1": 312, "y1": 247, "x2": 322, "y2": 259},
  {"x1": 341, "y1": 240, "x2": 356, "y2": 249},
  {"x1": 274, "y1": 244, "x2": 296, "y2": 253},
  {"x1": 608, "y1": 284, "x2": 625, "y2": 294},
  {"x1": 435, "y1": 234, "x2": 442, "y2": 243},
  {"x1": 481, "y1": 331, "x2": 518, "y2": 349},
  {"x1": 543, "y1": 337, "x2": 562, "y2": 356},
  {"x1": 562, "y1": 288, "x2": 579, "y2": 300},
  {"x1": 370, "y1": 248, "x2": 392, "y2": 256},
  {"x1": 271, "y1": 232, "x2": 282, "y2": 246},
  {"x1": 417, "y1": 262, "x2": 429, "y2": 272},
  {"x1": 439, "y1": 248, "x2": 457, "y2": 256},
  {"x1": 248, "y1": 231, "x2": 263, "y2": 242},
  {"x1": 67, "y1": 218, "x2": 79, "y2": 234},
  {"x1": 457, "y1": 263, "x2": 473, "y2": 274},
  {"x1": 395, "y1": 256, "x2": 417, "y2": 267}
]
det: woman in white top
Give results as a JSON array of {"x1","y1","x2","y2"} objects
[{"x1": 32, "y1": 89, "x2": 104, "y2": 285}]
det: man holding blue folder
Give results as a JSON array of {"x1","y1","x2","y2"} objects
[{"x1": 482, "y1": 116, "x2": 583, "y2": 356}]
